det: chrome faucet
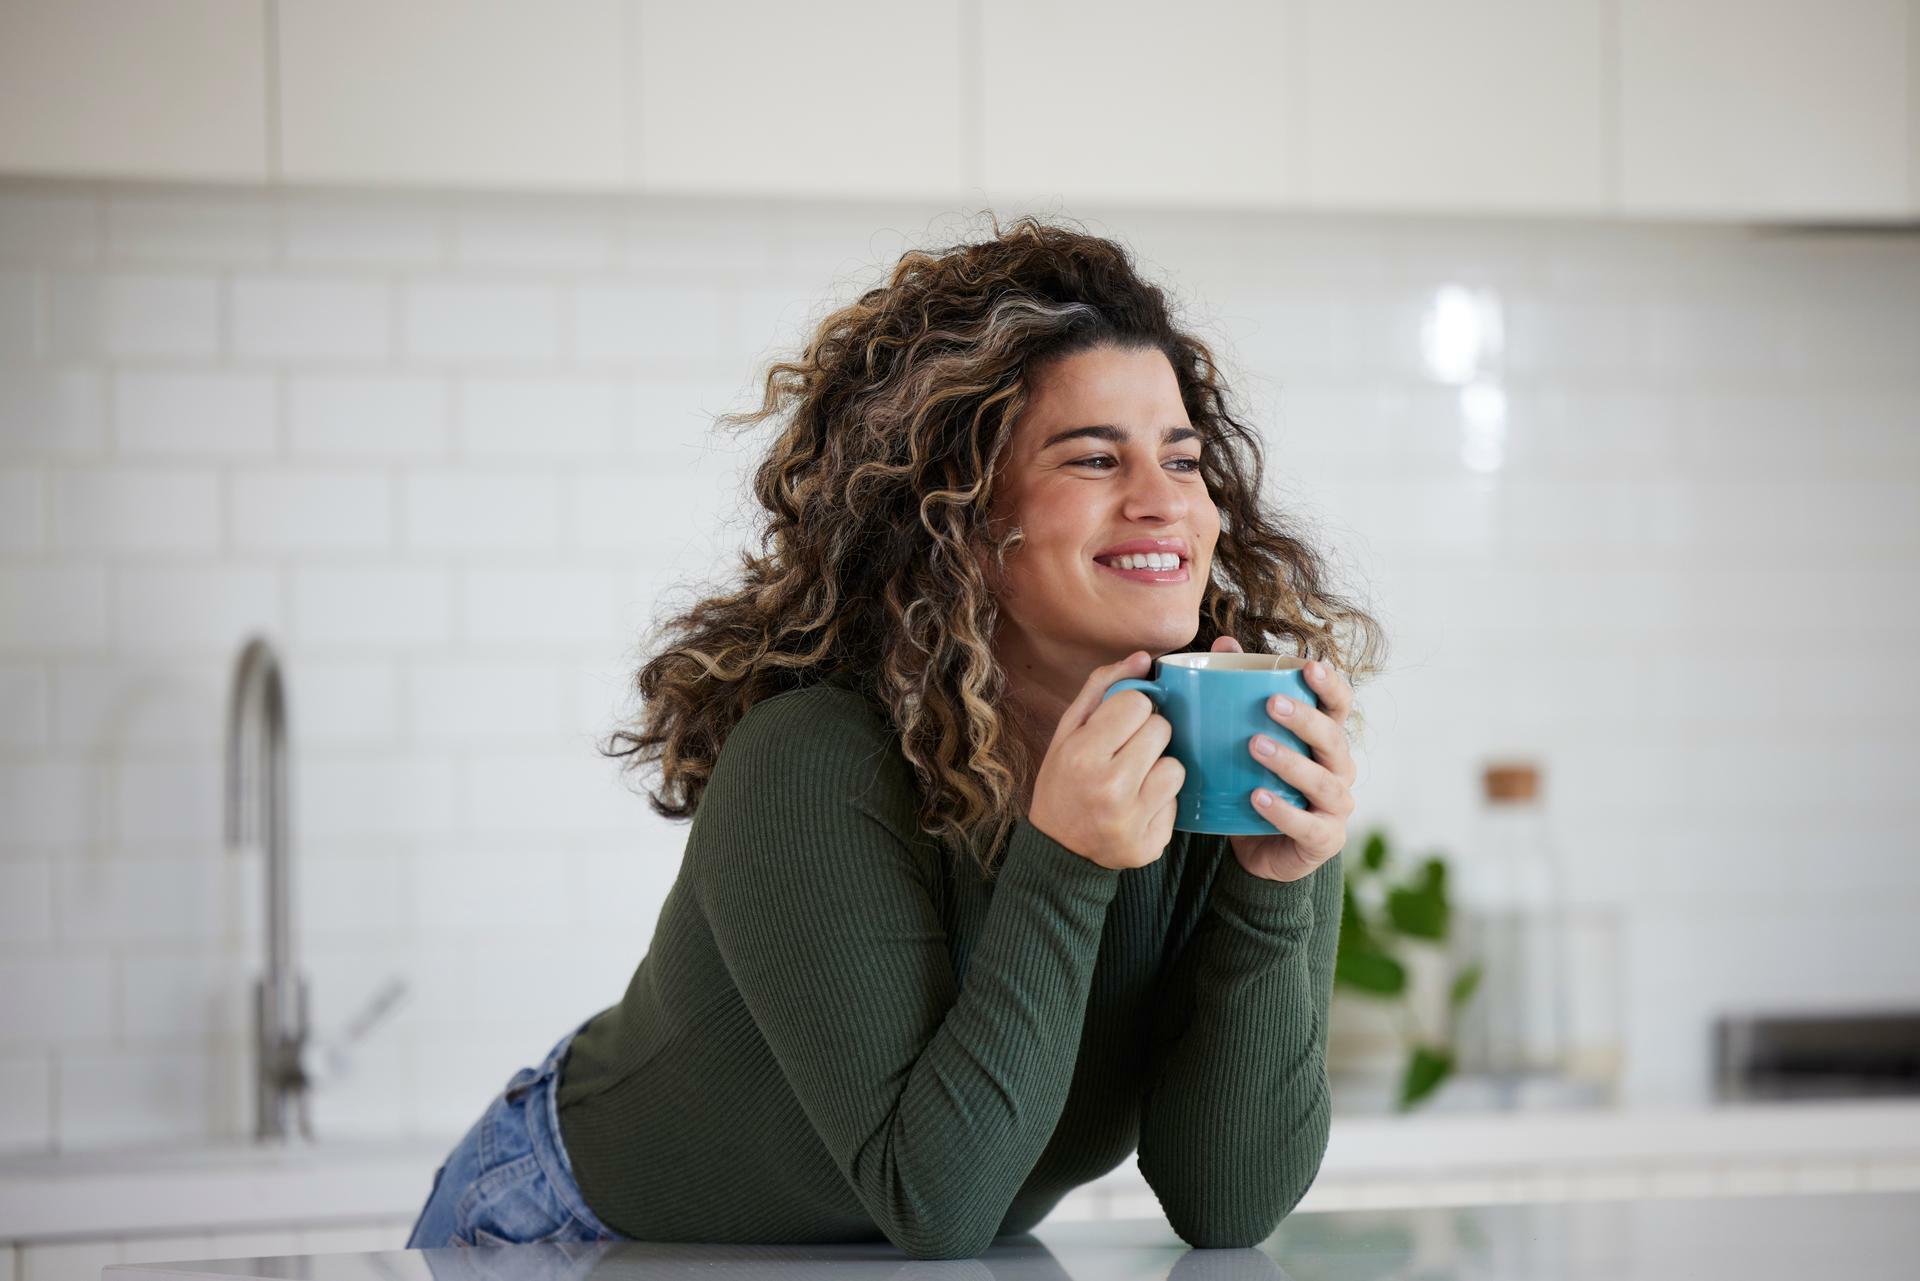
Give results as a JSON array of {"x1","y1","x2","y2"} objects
[
  {"x1": 225, "y1": 635, "x2": 308, "y2": 1141},
  {"x1": 225, "y1": 634, "x2": 408, "y2": 1143}
]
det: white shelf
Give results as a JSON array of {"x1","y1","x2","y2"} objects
[
  {"x1": 1070, "y1": 1096, "x2": 1920, "y2": 1216},
  {"x1": 5, "y1": 1098, "x2": 1918, "y2": 1246},
  {"x1": 0, "y1": 1136, "x2": 456, "y2": 1243}
]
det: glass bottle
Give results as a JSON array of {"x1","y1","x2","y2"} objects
[{"x1": 1452, "y1": 760, "x2": 1569, "y2": 1105}]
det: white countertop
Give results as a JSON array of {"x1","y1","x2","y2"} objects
[
  {"x1": 7, "y1": 1098, "x2": 1920, "y2": 1243},
  {"x1": 0, "y1": 1136, "x2": 451, "y2": 1243},
  {"x1": 96, "y1": 1193, "x2": 1920, "y2": 1280}
]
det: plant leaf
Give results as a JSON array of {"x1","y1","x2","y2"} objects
[
  {"x1": 1386, "y1": 884, "x2": 1448, "y2": 940},
  {"x1": 1397, "y1": 1045, "x2": 1454, "y2": 1111},
  {"x1": 1361, "y1": 829, "x2": 1388, "y2": 872},
  {"x1": 1334, "y1": 946, "x2": 1406, "y2": 996},
  {"x1": 1338, "y1": 879, "x2": 1376, "y2": 954},
  {"x1": 1450, "y1": 962, "x2": 1483, "y2": 1009}
]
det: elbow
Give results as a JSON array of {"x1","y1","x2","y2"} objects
[
  {"x1": 1161, "y1": 1085, "x2": 1333, "y2": 1250},
  {"x1": 1167, "y1": 1180, "x2": 1318, "y2": 1251},
  {"x1": 1175, "y1": 1227, "x2": 1273, "y2": 1252},
  {"x1": 880, "y1": 1203, "x2": 1002, "y2": 1262},
  {"x1": 864, "y1": 1137, "x2": 1013, "y2": 1259},
  {"x1": 1166, "y1": 1199, "x2": 1291, "y2": 1252},
  {"x1": 890, "y1": 1226, "x2": 997, "y2": 1262},
  {"x1": 898, "y1": 1242, "x2": 992, "y2": 1263}
]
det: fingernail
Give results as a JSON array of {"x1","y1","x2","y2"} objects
[
  {"x1": 1309, "y1": 661, "x2": 1324, "y2": 679},
  {"x1": 1273, "y1": 695, "x2": 1294, "y2": 716},
  {"x1": 1254, "y1": 789, "x2": 1272, "y2": 807},
  {"x1": 1253, "y1": 735, "x2": 1275, "y2": 757}
]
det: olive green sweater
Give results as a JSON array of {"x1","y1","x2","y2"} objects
[{"x1": 555, "y1": 670, "x2": 1342, "y2": 1259}]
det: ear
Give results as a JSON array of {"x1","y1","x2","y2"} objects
[{"x1": 972, "y1": 515, "x2": 1021, "y2": 585}]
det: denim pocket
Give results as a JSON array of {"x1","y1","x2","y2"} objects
[
  {"x1": 406, "y1": 1161, "x2": 448, "y2": 1248},
  {"x1": 454, "y1": 1151, "x2": 584, "y2": 1246},
  {"x1": 451, "y1": 1088, "x2": 582, "y2": 1247}
]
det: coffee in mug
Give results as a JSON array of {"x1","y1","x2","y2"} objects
[{"x1": 1099, "y1": 651, "x2": 1319, "y2": 835}]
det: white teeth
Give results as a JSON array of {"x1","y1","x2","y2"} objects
[{"x1": 1103, "y1": 552, "x2": 1181, "y2": 571}]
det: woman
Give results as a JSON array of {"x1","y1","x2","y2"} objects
[{"x1": 406, "y1": 214, "x2": 1384, "y2": 1259}]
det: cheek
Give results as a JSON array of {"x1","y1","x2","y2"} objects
[
  {"x1": 1199, "y1": 499, "x2": 1223, "y2": 550},
  {"x1": 1005, "y1": 491, "x2": 1093, "y2": 557}
]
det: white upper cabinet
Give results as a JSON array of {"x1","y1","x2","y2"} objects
[
  {"x1": 0, "y1": 0, "x2": 269, "y2": 181},
  {"x1": 632, "y1": 0, "x2": 964, "y2": 199},
  {"x1": 1, "y1": 0, "x2": 1913, "y2": 221},
  {"x1": 1617, "y1": 0, "x2": 1911, "y2": 220},
  {"x1": 1295, "y1": 0, "x2": 1607, "y2": 215},
  {"x1": 978, "y1": 0, "x2": 1294, "y2": 209},
  {"x1": 277, "y1": 0, "x2": 624, "y2": 189}
]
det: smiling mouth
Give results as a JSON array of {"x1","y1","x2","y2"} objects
[{"x1": 1093, "y1": 558, "x2": 1191, "y2": 584}]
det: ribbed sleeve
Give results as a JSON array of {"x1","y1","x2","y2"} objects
[
  {"x1": 692, "y1": 689, "x2": 1122, "y2": 1260},
  {"x1": 1136, "y1": 842, "x2": 1343, "y2": 1248}
]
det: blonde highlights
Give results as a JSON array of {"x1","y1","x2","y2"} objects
[{"x1": 599, "y1": 213, "x2": 1386, "y2": 880}]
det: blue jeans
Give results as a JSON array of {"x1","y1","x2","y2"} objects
[{"x1": 406, "y1": 1015, "x2": 628, "y2": 1248}]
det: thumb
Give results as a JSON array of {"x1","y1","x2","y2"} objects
[{"x1": 1211, "y1": 635, "x2": 1243, "y2": 652}]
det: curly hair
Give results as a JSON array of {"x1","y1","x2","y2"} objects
[{"x1": 599, "y1": 211, "x2": 1387, "y2": 881}]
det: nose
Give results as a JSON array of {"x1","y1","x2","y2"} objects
[{"x1": 1119, "y1": 456, "x2": 1193, "y2": 525}]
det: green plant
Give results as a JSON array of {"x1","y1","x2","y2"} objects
[{"x1": 1335, "y1": 826, "x2": 1483, "y2": 1111}]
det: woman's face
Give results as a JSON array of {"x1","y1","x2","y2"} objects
[{"x1": 985, "y1": 343, "x2": 1220, "y2": 677}]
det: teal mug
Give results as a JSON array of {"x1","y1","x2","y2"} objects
[{"x1": 1099, "y1": 651, "x2": 1320, "y2": 835}]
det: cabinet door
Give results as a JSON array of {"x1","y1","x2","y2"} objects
[
  {"x1": 1618, "y1": 0, "x2": 1909, "y2": 220},
  {"x1": 1297, "y1": 0, "x2": 1607, "y2": 214},
  {"x1": 299, "y1": 1223, "x2": 412, "y2": 1253},
  {"x1": 21, "y1": 1243, "x2": 116, "y2": 1281},
  {"x1": 632, "y1": 0, "x2": 965, "y2": 199},
  {"x1": 0, "y1": 0, "x2": 269, "y2": 181},
  {"x1": 979, "y1": 0, "x2": 1294, "y2": 209},
  {"x1": 204, "y1": 1231, "x2": 304, "y2": 1260},
  {"x1": 22, "y1": 1241, "x2": 196, "y2": 1281},
  {"x1": 277, "y1": 0, "x2": 625, "y2": 188},
  {"x1": 110, "y1": 1238, "x2": 214, "y2": 1270}
]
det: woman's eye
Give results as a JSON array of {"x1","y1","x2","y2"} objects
[{"x1": 1072, "y1": 455, "x2": 1203, "y2": 472}]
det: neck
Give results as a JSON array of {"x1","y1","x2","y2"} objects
[{"x1": 994, "y1": 630, "x2": 1127, "y2": 815}]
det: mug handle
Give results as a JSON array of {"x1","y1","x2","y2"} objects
[{"x1": 1101, "y1": 677, "x2": 1161, "y2": 707}]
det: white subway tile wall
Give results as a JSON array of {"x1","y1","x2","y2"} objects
[{"x1": 0, "y1": 180, "x2": 1916, "y2": 1153}]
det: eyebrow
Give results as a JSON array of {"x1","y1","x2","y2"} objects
[{"x1": 1039, "y1": 423, "x2": 1203, "y2": 451}]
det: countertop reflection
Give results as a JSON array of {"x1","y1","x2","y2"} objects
[{"x1": 105, "y1": 1192, "x2": 1919, "y2": 1281}]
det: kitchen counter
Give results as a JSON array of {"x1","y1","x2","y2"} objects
[
  {"x1": 7, "y1": 1097, "x2": 1920, "y2": 1242},
  {"x1": 101, "y1": 1191, "x2": 1920, "y2": 1280},
  {"x1": 0, "y1": 1137, "x2": 447, "y2": 1243}
]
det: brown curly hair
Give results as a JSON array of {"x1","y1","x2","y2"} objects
[{"x1": 599, "y1": 211, "x2": 1387, "y2": 881}]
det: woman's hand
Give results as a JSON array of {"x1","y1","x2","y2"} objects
[
  {"x1": 1213, "y1": 635, "x2": 1356, "y2": 883},
  {"x1": 1028, "y1": 650, "x2": 1185, "y2": 871}
]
